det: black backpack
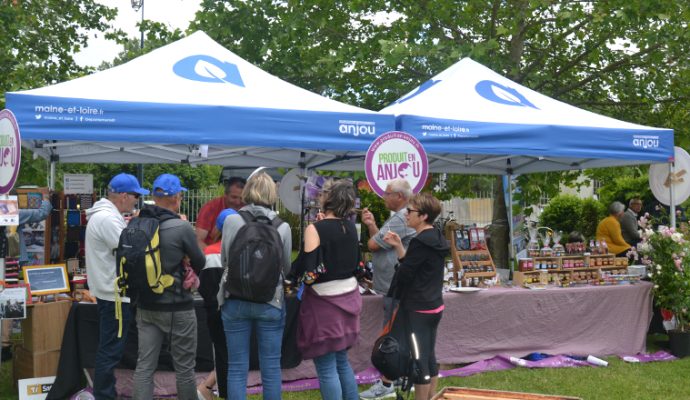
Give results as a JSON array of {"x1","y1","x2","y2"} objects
[
  {"x1": 225, "y1": 210, "x2": 284, "y2": 303},
  {"x1": 114, "y1": 214, "x2": 178, "y2": 334}
]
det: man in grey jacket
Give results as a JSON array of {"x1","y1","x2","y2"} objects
[
  {"x1": 621, "y1": 198, "x2": 642, "y2": 248},
  {"x1": 132, "y1": 174, "x2": 205, "y2": 400}
]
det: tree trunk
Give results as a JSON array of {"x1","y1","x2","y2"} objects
[{"x1": 489, "y1": 0, "x2": 527, "y2": 272}]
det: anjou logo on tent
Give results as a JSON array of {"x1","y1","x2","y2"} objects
[
  {"x1": 632, "y1": 135, "x2": 659, "y2": 149},
  {"x1": 173, "y1": 55, "x2": 245, "y2": 87},
  {"x1": 475, "y1": 80, "x2": 538, "y2": 109}
]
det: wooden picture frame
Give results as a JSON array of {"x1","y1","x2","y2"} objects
[{"x1": 22, "y1": 264, "x2": 70, "y2": 296}]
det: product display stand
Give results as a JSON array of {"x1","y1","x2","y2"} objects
[
  {"x1": 446, "y1": 222, "x2": 496, "y2": 287},
  {"x1": 514, "y1": 254, "x2": 629, "y2": 286},
  {"x1": 16, "y1": 187, "x2": 52, "y2": 265}
]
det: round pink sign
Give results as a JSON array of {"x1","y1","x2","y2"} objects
[
  {"x1": 365, "y1": 131, "x2": 428, "y2": 197},
  {"x1": 0, "y1": 110, "x2": 21, "y2": 195}
]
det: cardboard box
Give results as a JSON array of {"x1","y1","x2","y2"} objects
[
  {"x1": 21, "y1": 300, "x2": 72, "y2": 352},
  {"x1": 13, "y1": 345, "x2": 60, "y2": 382}
]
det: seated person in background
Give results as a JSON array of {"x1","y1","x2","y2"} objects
[
  {"x1": 567, "y1": 231, "x2": 585, "y2": 244},
  {"x1": 596, "y1": 201, "x2": 630, "y2": 257},
  {"x1": 195, "y1": 177, "x2": 245, "y2": 250},
  {"x1": 620, "y1": 198, "x2": 642, "y2": 248}
]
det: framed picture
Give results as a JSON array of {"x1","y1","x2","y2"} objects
[
  {"x1": 0, "y1": 286, "x2": 28, "y2": 319},
  {"x1": 22, "y1": 264, "x2": 70, "y2": 296}
]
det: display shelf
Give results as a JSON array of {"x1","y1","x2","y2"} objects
[
  {"x1": 16, "y1": 187, "x2": 52, "y2": 265},
  {"x1": 514, "y1": 255, "x2": 629, "y2": 286},
  {"x1": 446, "y1": 223, "x2": 496, "y2": 287}
]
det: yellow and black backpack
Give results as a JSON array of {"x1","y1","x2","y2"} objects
[{"x1": 114, "y1": 212, "x2": 176, "y2": 337}]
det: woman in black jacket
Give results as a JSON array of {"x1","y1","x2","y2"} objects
[{"x1": 382, "y1": 193, "x2": 449, "y2": 400}]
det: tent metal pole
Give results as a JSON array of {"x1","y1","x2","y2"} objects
[
  {"x1": 137, "y1": 164, "x2": 144, "y2": 208},
  {"x1": 506, "y1": 174, "x2": 514, "y2": 276},
  {"x1": 49, "y1": 161, "x2": 56, "y2": 190},
  {"x1": 299, "y1": 152, "x2": 306, "y2": 247},
  {"x1": 670, "y1": 161, "x2": 676, "y2": 228}
]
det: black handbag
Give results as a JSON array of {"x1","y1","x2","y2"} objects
[{"x1": 370, "y1": 305, "x2": 419, "y2": 384}]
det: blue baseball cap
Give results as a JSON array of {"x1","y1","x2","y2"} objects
[
  {"x1": 216, "y1": 208, "x2": 238, "y2": 231},
  {"x1": 108, "y1": 173, "x2": 150, "y2": 195},
  {"x1": 152, "y1": 174, "x2": 187, "y2": 196}
]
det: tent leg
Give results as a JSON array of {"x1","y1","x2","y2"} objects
[
  {"x1": 137, "y1": 164, "x2": 144, "y2": 208},
  {"x1": 505, "y1": 174, "x2": 515, "y2": 278},
  {"x1": 49, "y1": 161, "x2": 56, "y2": 191},
  {"x1": 670, "y1": 161, "x2": 676, "y2": 228},
  {"x1": 299, "y1": 152, "x2": 306, "y2": 247}
]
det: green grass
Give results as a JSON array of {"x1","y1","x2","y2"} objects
[{"x1": 2, "y1": 334, "x2": 689, "y2": 399}]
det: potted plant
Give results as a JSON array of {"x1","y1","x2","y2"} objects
[{"x1": 637, "y1": 220, "x2": 690, "y2": 357}]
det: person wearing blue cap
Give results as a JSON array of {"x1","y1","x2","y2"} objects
[
  {"x1": 85, "y1": 173, "x2": 149, "y2": 400},
  {"x1": 132, "y1": 173, "x2": 205, "y2": 400},
  {"x1": 197, "y1": 208, "x2": 237, "y2": 400}
]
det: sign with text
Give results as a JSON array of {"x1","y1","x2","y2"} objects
[
  {"x1": 0, "y1": 109, "x2": 21, "y2": 195},
  {"x1": 64, "y1": 173, "x2": 94, "y2": 194},
  {"x1": 18, "y1": 376, "x2": 55, "y2": 400},
  {"x1": 365, "y1": 131, "x2": 428, "y2": 197},
  {"x1": 23, "y1": 264, "x2": 70, "y2": 296}
]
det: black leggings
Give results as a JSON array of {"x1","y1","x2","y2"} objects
[{"x1": 407, "y1": 310, "x2": 442, "y2": 384}]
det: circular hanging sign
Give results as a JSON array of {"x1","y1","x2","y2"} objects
[
  {"x1": 365, "y1": 131, "x2": 428, "y2": 197},
  {"x1": 0, "y1": 110, "x2": 21, "y2": 195}
]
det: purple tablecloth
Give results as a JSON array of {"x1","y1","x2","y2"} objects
[{"x1": 255, "y1": 282, "x2": 652, "y2": 385}]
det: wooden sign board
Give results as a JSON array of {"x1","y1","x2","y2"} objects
[
  {"x1": 431, "y1": 387, "x2": 582, "y2": 400},
  {"x1": 22, "y1": 264, "x2": 70, "y2": 296}
]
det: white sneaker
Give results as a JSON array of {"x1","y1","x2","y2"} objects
[{"x1": 359, "y1": 379, "x2": 396, "y2": 399}]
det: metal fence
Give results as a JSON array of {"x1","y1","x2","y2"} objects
[
  {"x1": 97, "y1": 187, "x2": 494, "y2": 227},
  {"x1": 96, "y1": 187, "x2": 223, "y2": 225}
]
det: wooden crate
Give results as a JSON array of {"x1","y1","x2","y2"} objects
[
  {"x1": 21, "y1": 300, "x2": 72, "y2": 352},
  {"x1": 432, "y1": 387, "x2": 582, "y2": 400},
  {"x1": 13, "y1": 345, "x2": 60, "y2": 381}
]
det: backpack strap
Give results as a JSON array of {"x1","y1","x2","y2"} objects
[
  {"x1": 237, "y1": 210, "x2": 255, "y2": 225},
  {"x1": 271, "y1": 215, "x2": 283, "y2": 228}
]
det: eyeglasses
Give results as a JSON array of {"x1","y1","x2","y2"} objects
[
  {"x1": 406, "y1": 208, "x2": 421, "y2": 214},
  {"x1": 127, "y1": 192, "x2": 140, "y2": 199},
  {"x1": 383, "y1": 191, "x2": 397, "y2": 196}
]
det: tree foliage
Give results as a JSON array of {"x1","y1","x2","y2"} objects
[
  {"x1": 0, "y1": 0, "x2": 118, "y2": 108},
  {"x1": 9, "y1": 1, "x2": 690, "y2": 247},
  {"x1": 538, "y1": 194, "x2": 605, "y2": 239},
  {"x1": 188, "y1": 0, "x2": 689, "y2": 266}
]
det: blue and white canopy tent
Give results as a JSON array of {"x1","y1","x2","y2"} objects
[
  {"x1": 6, "y1": 31, "x2": 393, "y2": 172},
  {"x1": 381, "y1": 57, "x2": 673, "y2": 175},
  {"x1": 381, "y1": 57, "x2": 676, "y2": 253},
  {"x1": 7, "y1": 36, "x2": 675, "y2": 202}
]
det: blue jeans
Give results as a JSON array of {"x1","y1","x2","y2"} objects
[
  {"x1": 94, "y1": 299, "x2": 134, "y2": 400},
  {"x1": 222, "y1": 299, "x2": 285, "y2": 400},
  {"x1": 313, "y1": 350, "x2": 359, "y2": 400}
]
